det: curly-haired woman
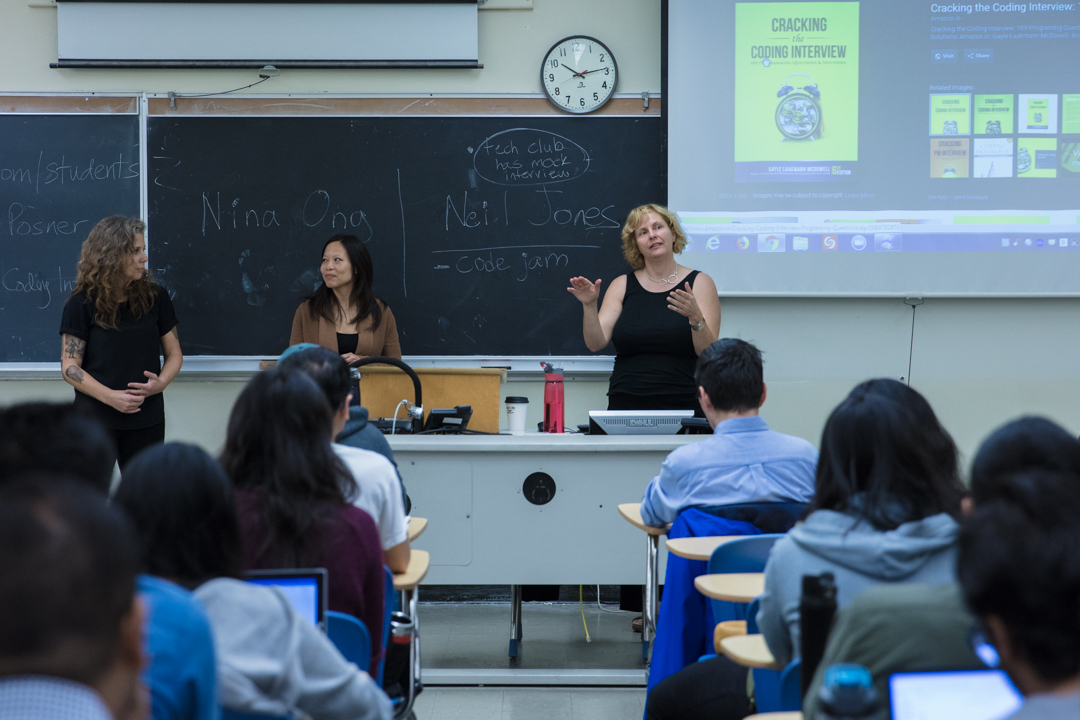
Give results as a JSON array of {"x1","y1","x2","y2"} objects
[{"x1": 60, "y1": 216, "x2": 182, "y2": 470}]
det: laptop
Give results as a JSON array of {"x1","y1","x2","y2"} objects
[
  {"x1": 245, "y1": 568, "x2": 329, "y2": 632},
  {"x1": 889, "y1": 669, "x2": 1023, "y2": 720}
]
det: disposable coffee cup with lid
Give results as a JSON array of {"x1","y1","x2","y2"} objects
[{"x1": 505, "y1": 396, "x2": 529, "y2": 435}]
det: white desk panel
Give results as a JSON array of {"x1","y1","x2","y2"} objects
[{"x1": 389, "y1": 434, "x2": 703, "y2": 585}]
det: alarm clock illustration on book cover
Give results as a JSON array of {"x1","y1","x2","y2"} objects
[
  {"x1": 943, "y1": 120, "x2": 958, "y2": 134},
  {"x1": 775, "y1": 74, "x2": 822, "y2": 141},
  {"x1": 1018, "y1": 146, "x2": 1031, "y2": 173},
  {"x1": 986, "y1": 120, "x2": 1001, "y2": 134}
]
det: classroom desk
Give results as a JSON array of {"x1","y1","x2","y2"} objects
[
  {"x1": 694, "y1": 573, "x2": 765, "y2": 604},
  {"x1": 617, "y1": 503, "x2": 670, "y2": 662},
  {"x1": 720, "y1": 633, "x2": 781, "y2": 670},
  {"x1": 665, "y1": 535, "x2": 753, "y2": 561},
  {"x1": 407, "y1": 517, "x2": 428, "y2": 542}
]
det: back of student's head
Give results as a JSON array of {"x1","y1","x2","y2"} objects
[
  {"x1": 694, "y1": 338, "x2": 764, "y2": 412},
  {"x1": 113, "y1": 442, "x2": 243, "y2": 589},
  {"x1": 220, "y1": 368, "x2": 355, "y2": 566},
  {"x1": 278, "y1": 345, "x2": 351, "y2": 413},
  {"x1": 0, "y1": 402, "x2": 115, "y2": 494},
  {"x1": 0, "y1": 477, "x2": 137, "y2": 684},
  {"x1": 810, "y1": 378, "x2": 963, "y2": 530},
  {"x1": 969, "y1": 416, "x2": 1080, "y2": 506},
  {"x1": 958, "y1": 469, "x2": 1080, "y2": 685}
]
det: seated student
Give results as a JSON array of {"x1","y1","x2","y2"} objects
[
  {"x1": 113, "y1": 441, "x2": 392, "y2": 720},
  {"x1": 959, "y1": 470, "x2": 1080, "y2": 719},
  {"x1": 0, "y1": 401, "x2": 116, "y2": 493},
  {"x1": 639, "y1": 338, "x2": 817, "y2": 527},
  {"x1": 0, "y1": 478, "x2": 145, "y2": 720},
  {"x1": 802, "y1": 415, "x2": 1080, "y2": 720},
  {"x1": 280, "y1": 343, "x2": 404, "y2": 489},
  {"x1": 758, "y1": 378, "x2": 965, "y2": 667},
  {"x1": 277, "y1": 345, "x2": 410, "y2": 573},
  {"x1": 221, "y1": 368, "x2": 386, "y2": 671},
  {"x1": 0, "y1": 402, "x2": 217, "y2": 720},
  {"x1": 644, "y1": 339, "x2": 818, "y2": 706}
]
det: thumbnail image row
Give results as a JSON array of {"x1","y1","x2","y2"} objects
[
  {"x1": 930, "y1": 93, "x2": 1080, "y2": 136},
  {"x1": 931, "y1": 137, "x2": 1080, "y2": 179}
]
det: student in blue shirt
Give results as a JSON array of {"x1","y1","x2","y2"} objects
[{"x1": 639, "y1": 338, "x2": 817, "y2": 527}]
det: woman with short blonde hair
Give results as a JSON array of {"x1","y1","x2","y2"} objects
[
  {"x1": 568, "y1": 203, "x2": 720, "y2": 413},
  {"x1": 60, "y1": 215, "x2": 182, "y2": 470}
]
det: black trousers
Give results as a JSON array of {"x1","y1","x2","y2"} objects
[
  {"x1": 108, "y1": 421, "x2": 166, "y2": 472},
  {"x1": 645, "y1": 655, "x2": 752, "y2": 720}
]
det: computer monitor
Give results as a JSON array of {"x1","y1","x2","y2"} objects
[
  {"x1": 889, "y1": 669, "x2": 1023, "y2": 720},
  {"x1": 245, "y1": 568, "x2": 329, "y2": 632},
  {"x1": 588, "y1": 410, "x2": 695, "y2": 435}
]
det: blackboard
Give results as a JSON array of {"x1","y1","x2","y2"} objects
[
  {"x1": 148, "y1": 116, "x2": 661, "y2": 356},
  {"x1": 0, "y1": 114, "x2": 141, "y2": 361}
]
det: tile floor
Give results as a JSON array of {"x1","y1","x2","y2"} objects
[{"x1": 415, "y1": 601, "x2": 648, "y2": 720}]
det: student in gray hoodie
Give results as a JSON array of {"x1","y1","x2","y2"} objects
[{"x1": 757, "y1": 378, "x2": 966, "y2": 667}]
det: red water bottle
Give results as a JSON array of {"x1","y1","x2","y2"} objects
[{"x1": 542, "y1": 362, "x2": 565, "y2": 433}]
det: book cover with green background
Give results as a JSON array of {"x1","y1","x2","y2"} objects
[
  {"x1": 1062, "y1": 95, "x2": 1080, "y2": 135},
  {"x1": 930, "y1": 94, "x2": 971, "y2": 136},
  {"x1": 973, "y1": 94, "x2": 1013, "y2": 135},
  {"x1": 1017, "y1": 138, "x2": 1057, "y2": 179},
  {"x1": 733, "y1": 2, "x2": 859, "y2": 170}
]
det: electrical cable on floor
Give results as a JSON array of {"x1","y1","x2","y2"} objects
[
  {"x1": 596, "y1": 584, "x2": 633, "y2": 613},
  {"x1": 579, "y1": 585, "x2": 591, "y2": 642}
]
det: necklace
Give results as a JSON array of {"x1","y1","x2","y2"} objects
[{"x1": 644, "y1": 265, "x2": 680, "y2": 285}]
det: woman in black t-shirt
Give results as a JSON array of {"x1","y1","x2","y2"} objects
[
  {"x1": 568, "y1": 204, "x2": 721, "y2": 412},
  {"x1": 60, "y1": 216, "x2": 182, "y2": 470}
]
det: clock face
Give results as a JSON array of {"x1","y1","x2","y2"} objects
[{"x1": 541, "y1": 36, "x2": 618, "y2": 114}]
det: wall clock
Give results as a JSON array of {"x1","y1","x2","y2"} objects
[{"x1": 541, "y1": 35, "x2": 618, "y2": 114}]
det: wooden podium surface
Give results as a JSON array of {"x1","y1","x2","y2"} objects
[{"x1": 357, "y1": 366, "x2": 506, "y2": 433}]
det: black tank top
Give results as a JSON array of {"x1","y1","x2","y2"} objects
[{"x1": 608, "y1": 270, "x2": 700, "y2": 398}]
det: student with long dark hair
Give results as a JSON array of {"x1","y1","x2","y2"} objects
[
  {"x1": 289, "y1": 234, "x2": 401, "y2": 362},
  {"x1": 220, "y1": 368, "x2": 386, "y2": 670},
  {"x1": 757, "y1": 378, "x2": 966, "y2": 667},
  {"x1": 114, "y1": 442, "x2": 391, "y2": 720}
]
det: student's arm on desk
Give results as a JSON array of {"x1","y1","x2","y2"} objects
[
  {"x1": 639, "y1": 458, "x2": 681, "y2": 527},
  {"x1": 384, "y1": 540, "x2": 411, "y2": 575}
]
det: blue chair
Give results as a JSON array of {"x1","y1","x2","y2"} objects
[
  {"x1": 706, "y1": 534, "x2": 784, "y2": 626},
  {"x1": 222, "y1": 709, "x2": 290, "y2": 720},
  {"x1": 327, "y1": 610, "x2": 372, "y2": 673},
  {"x1": 743, "y1": 596, "x2": 802, "y2": 713},
  {"x1": 701, "y1": 502, "x2": 807, "y2": 535}
]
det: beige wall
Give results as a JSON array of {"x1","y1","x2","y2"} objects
[{"x1": 1, "y1": 0, "x2": 661, "y2": 96}]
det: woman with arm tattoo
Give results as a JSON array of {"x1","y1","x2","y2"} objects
[{"x1": 60, "y1": 216, "x2": 183, "y2": 471}]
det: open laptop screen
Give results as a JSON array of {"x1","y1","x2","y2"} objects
[
  {"x1": 245, "y1": 568, "x2": 328, "y2": 632},
  {"x1": 889, "y1": 669, "x2": 1022, "y2": 720}
]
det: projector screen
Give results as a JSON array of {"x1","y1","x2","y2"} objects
[{"x1": 667, "y1": 0, "x2": 1080, "y2": 295}]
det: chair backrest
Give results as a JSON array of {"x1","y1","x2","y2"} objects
[
  {"x1": 377, "y1": 565, "x2": 395, "y2": 686},
  {"x1": 707, "y1": 534, "x2": 784, "y2": 575},
  {"x1": 779, "y1": 657, "x2": 802, "y2": 711},
  {"x1": 706, "y1": 534, "x2": 783, "y2": 626},
  {"x1": 326, "y1": 610, "x2": 372, "y2": 673},
  {"x1": 700, "y1": 502, "x2": 808, "y2": 534},
  {"x1": 746, "y1": 597, "x2": 761, "y2": 634},
  {"x1": 222, "y1": 709, "x2": 291, "y2": 720}
]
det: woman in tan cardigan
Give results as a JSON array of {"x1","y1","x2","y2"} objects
[{"x1": 289, "y1": 234, "x2": 401, "y2": 361}]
